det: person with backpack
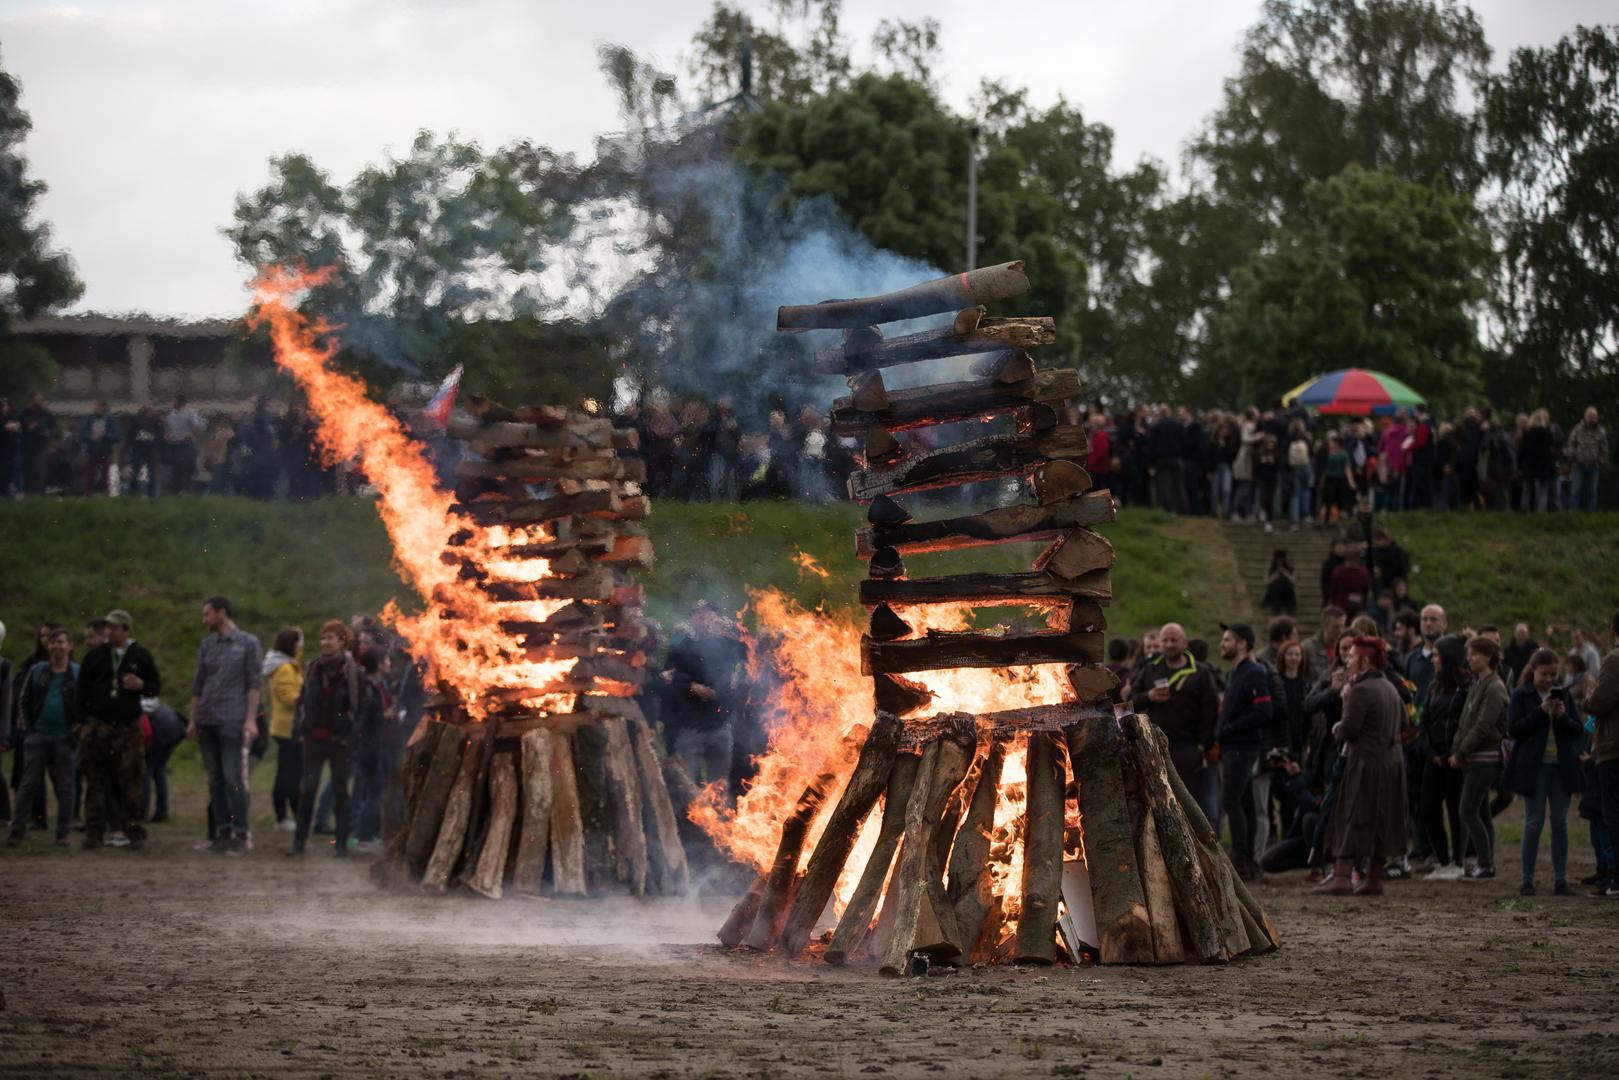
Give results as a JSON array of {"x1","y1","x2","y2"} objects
[
  {"x1": 7, "y1": 627, "x2": 80, "y2": 847},
  {"x1": 289, "y1": 620, "x2": 363, "y2": 857},
  {"x1": 1506, "y1": 648, "x2": 1584, "y2": 896},
  {"x1": 1284, "y1": 419, "x2": 1313, "y2": 528}
]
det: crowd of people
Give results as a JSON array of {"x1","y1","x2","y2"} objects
[{"x1": 7, "y1": 391, "x2": 1611, "y2": 515}]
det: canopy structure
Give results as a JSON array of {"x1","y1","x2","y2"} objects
[{"x1": 1282, "y1": 368, "x2": 1424, "y2": 416}]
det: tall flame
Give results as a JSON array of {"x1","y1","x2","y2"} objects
[{"x1": 248, "y1": 266, "x2": 576, "y2": 717}]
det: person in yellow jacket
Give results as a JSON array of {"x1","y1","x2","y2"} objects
[{"x1": 262, "y1": 627, "x2": 304, "y2": 832}]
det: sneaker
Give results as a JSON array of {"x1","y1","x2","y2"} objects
[
  {"x1": 1424, "y1": 863, "x2": 1465, "y2": 881},
  {"x1": 275, "y1": 819, "x2": 297, "y2": 833},
  {"x1": 1464, "y1": 866, "x2": 1496, "y2": 881},
  {"x1": 1519, "y1": 883, "x2": 1535, "y2": 896},
  {"x1": 224, "y1": 840, "x2": 244, "y2": 858},
  {"x1": 192, "y1": 839, "x2": 217, "y2": 853},
  {"x1": 106, "y1": 831, "x2": 131, "y2": 848},
  {"x1": 148, "y1": 813, "x2": 169, "y2": 824},
  {"x1": 352, "y1": 839, "x2": 382, "y2": 854},
  {"x1": 1593, "y1": 885, "x2": 1619, "y2": 899},
  {"x1": 1385, "y1": 862, "x2": 1410, "y2": 880},
  {"x1": 1553, "y1": 881, "x2": 1572, "y2": 896}
]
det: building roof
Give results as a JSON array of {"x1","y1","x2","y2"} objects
[{"x1": 16, "y1": 313, "x2": 240, "y2": 339}]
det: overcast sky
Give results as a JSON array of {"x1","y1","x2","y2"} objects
[{"x1": 2, "y1": 0, "x2": 1608, "y2": 319}]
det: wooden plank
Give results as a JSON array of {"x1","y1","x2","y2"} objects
[
  {"x1": 826, "y1": 752, "x2": 920, "y2": 964},
  {"x1": 466, "y1": 751, "x2": 519, "y2": 899},
  {"x1": 778, "y1": 261, "x2": 1029, "y2": 330},
  {"x1": 861, "y1": 629, "x2": 1105, "y2": 674},
  {"x1": 856, "y1": 491, "x2": 1116, "y2": 557},
  {"x1": 848, "y1": 428, "x2": 1088, "y2": 501},
  {"x1": 859, "y1": 568, "x2": 1111, "y2": 608},
  {"x1": 829, "y1": 368, "x2": 1081, "y2": 434},
  {"x1": 813, "y1": 317, "x2": 1058, "y2": 373},
  {"x1": 1066, "y1": 717, "x2": 1155, "y2": 964},
  {"x1": 548, "y1": 730, "x2": 587, "y2": 896},
  {"x1": 1015, "y1": 731, "x2": 1066, "y2": 964},
  {"x1": 511, "y1": 728, "x2": 554, "y2": 897},
  {"x1": 422, "y1": 736, "x2": 483, "y2": 892}
]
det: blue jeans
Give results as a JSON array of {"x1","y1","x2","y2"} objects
[
  {"x1": 1288, "y1": 465, "x2": 1312, "y2": 524},
  {"x1": 1591, "y1": 819, "x2": 1616, "y2": 877},
  {"x1": 1572, "y1": 465, "x2": 1601, "y2": 512},
  {"x1": 197, "y1": 727, "x2": 249, "y2": 841},
  {"x1": 1521, "y1": 763, "x2": 1571, "y2": 886},
  {"x1": 1209, "y1": 463, "x2": 1233, "y2": 519}
]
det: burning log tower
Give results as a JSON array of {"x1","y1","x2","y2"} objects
[
  {"x1": 378, "y1": 396, "x2": 690, "y2": 899},
  {"x1": 720, "y1": 263, "x2": 1278, "y2": 970}
]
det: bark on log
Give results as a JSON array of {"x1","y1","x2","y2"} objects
[
  {"x1": 826, "y1": 752, "x2": 920, "y2": 964},
  {"x1": 719, "y1": 873, "x2": 769, "y2": 947},
  {"x1": 572, "y1": 721, "x2": 617, "y2": 893},
  {"x1": 867, "y1": 495, "x2": 913, "y2": 527},
  {"x1": 849, "y1": 428, "x2": 1088, "y2": 500},
  {"x1": 467, "y1": 752, "x2": 519, "y2": 899},
  {"x1": 943, "y1": 740, "x2": 1006, "y2": 965},
  {"x1": 973, "y1": 348, "x2": 1036, "y2": 385},
  {"x1": 869, "y1": 604, "x2": 912, "y2": 641},
  {"x1": 742, "y1": 767, "x2": 840, "y2": 952},
  {"x1": 829, "y1": 369, "x2": 1082, "y2": 434},
  {"x1": 404, "y1": 725, "x2": 469, "y2": 879},
  {"x1": 1066, "y1": 717, "x2": 1155, "y2": 964},
  {"x1": 1133, "y1": 800, "x2": 1189, "y2": 964},
  {"x1": 630, "y1": 713, "x2": 690, "y2": 895},
  {"x1": 452, "y1": 455, "x2": 637, "y2": 483},
  {"x1": 861, "y1": 629, "x2": 1104, "y2": 674},
  {"x1": 878, "y1": 728, "x2": 976, "y2": 974},
  {"x1": 1016, "y1": 731, "x2": 1067, "y2": 965},
  {"x1": 1034, "y1": 528, "x2": 1116, "y2": 581},
  {"x1": 600, "y1": 715, "x2": 649, "y2": 896},
  {"x1": 859, "y1": 569, "x2": 1111, "y2": 608},
  {"x1": 511, "y1": 728, "x2": 555, "y2": 897},
  {"x1": 1117, "y1": 715, "x2": 1224, "y2": 961},
  {"x1": 855, "y1": 491, "x2": 1116, "y2": 557},
  {"x1": 813, "y1": 317, "x2": 1057, "y2": 372},
  {"x1": 461, "y1": 489, "x2": 619, "y2": 525},
  {"x1": 779, "y1": 261, "x2": 1030, "y2": 330},
  {"x1": 848, "y1": 370, "x2": 890, "y2": 412},
  {"x1": 548, "y1": 730, "x2": 587, "y2": 896},
  {"x1": 780, "y1": 712, "x2": 904, "y2": 957},
  {"x1": 422, "y1": 737, "x2": 483, "y2": 892}
]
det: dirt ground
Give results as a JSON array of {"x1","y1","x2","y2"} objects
[{"x1": 4, "y1": 812, "x2": 1618, "y2": 1080}]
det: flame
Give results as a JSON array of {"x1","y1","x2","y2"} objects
[
  {"x1": 248, "y1": 266, "x2": 576, "y2": 718},
  {"x1": 695, "y1": 589, "x2": 1075, "y2": 924},
  {"x1": 792, "y1": 550, "x2": 831, "y2": 579}
]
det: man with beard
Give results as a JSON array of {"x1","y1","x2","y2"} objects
[
  {"x1": 1130, "y1": 622, "x2": 1220, "y2": 825},
  {"x1": 77, "y1": 610, "x2": 161, "y2": 850},
  {"x1": 1217, "y1": 622, "x2": 1273, "y2": 881}
]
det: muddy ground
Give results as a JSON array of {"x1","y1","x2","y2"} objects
[{"x1": 4, "y1": 802, "x2": 1618, "y2": 1080}]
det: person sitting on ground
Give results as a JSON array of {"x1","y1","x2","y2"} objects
[
  {"x1": 1314, "y1": 635, "x2": 1408, "y2": 896},
  {"x1": 1506, "y1": 648, "x2": 1584, "y2": 896},
  {"x1": 290, "y1": 620, "x2": 363, "y2": 858},
  {"x1": 7, "y1": 628, "x2": 80, "y2": 847},
  {"x1": 1262, "y1": 550, "x2": 1298, "y2": 616},
  {"x1": 1450, "y1": 636, "x2": 1510, "y2": 881}
]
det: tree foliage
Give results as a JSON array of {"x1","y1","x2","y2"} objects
[
  {"x1": 1482, "y1": 24, "x2": 1619, "y2": 421},
  {"x1": 1210, "y1": 165, "x2": 1488, "y2": 409}
]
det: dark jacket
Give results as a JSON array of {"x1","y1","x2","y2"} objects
[
  {"x1": 1149, "y1": 416, "x2": 1185, "y2": 462},
  {"x1": 1217, "y1": 657, "x2": 1274, "y2": 749},
  {"x1": 18, "y1": 661, "x2": 84, "y2": 737},
  {"x1": 77, "y1": 641, "x2": 162, "y2": 725},
  {"x1": 662, "y1": 632, "x2": 748, "y2": 733},
  {"x1": 1328, "y1": 670, "x2": 1408, "y2": 860},
  {"x1": 1129, "y1": 654, "x2": 1218, "y2": 748},
  {"x1": 296, "y1": 654, "x2": 365, "y2": 743},
  {"x1": 1504, "y1": 684, "x2": 1585, "y2": 797}
]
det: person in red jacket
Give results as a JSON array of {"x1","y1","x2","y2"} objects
[
  {"x1": 1329, "y1": 547, "x2": 1373, "y2": 618},
  {"x1": 1085, "y1": 412, "x2": 1111, "y2": 496}
]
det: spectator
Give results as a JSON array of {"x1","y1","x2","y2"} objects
[
  {"x1": 703, "y1": 398, "x2": 742, "y2": 501},
  {"x1": 1303, "y1": 605, "x2": 1346, "y2": 681},
  {"x1": 0, "y1": 397, "x2": 18, "y2": 495},
  {"x1": 1588, "y1": 611, "x2": 1619, "y2": 898},
  {"x1": 1318, "y1": 432, "x2": 1356, "y2": 524},
  {"x1": 1328, "y1": 547, "x2": 1372, "y2": 618},
  {"x1": 18, "y1": 391, "x2": 55, "y2": 494},
  {"x1": 241, "y1": 396, "x2": 281, "y2": 499},
  {"x1": 76, "y1": 609, "x2": 160, "y2": 850},
  {"x1": 79, "y1": 401, "x2": 120, "y2": 496},
  {"x1": 1570, "y1": 627, "x2": 1603, "y2": 680},
  {"x1": 1261, "y1": 550, "x2": 1297, "y2": 616},
  {"x1": 1314, "y1": 636, "x2": 1408, "y2": 895},
  {"x1": 1179, "y1": 405, "x2": 1206, "y2": 515},
  {"x1": 1419, "y1": 634, "x2": 1470, "y2": 880},
  {"x1": 1406, "y1": 404, "x2": 1437, "y2": 510},
  {"x1": 351, "y1": 644, "x2": 389, "y2": 852},
  {"x1": 1377, "y1": 411, "x2": 1410, "y2": 513},
  {"x1": 1149, "y1": 405, "x2": 1187, "y2": 515},
  {"x1": 1319, "y1": 539, "x2": 1346, "y2": 603},
  {"x1": 6, "y1": 627, "x2": 79, "y2": 847},
  {"x1": 1207, "y1": 413, "x2": 1237, "y2": 518},
  {"x1": 1565, "y1": 406, "x2": 1607, "y2": 512},
  {"x1": 1518, "y1": 409, "x2": 1557, "y2": 513},
  {"x1": 202, "y1": 413, "x2": 236, "y2": 495},
  {"x1": 1216, "y1": 622, "x2": 1272, "y2": 881},
  {"x1": 1450, "y1": 635, "x2": 1510, "y2": 880},
  {"x1": 162, "y1": 394, "x2": 206, "y2": 495},
  {"x1": 128, "y1": 401, "x2": 162, "y2": 497},
  {"x1": 1130, "y1": 622, "x2": 1220, "y2": 826},
  {"x1": 1506, "y1": 648, "x2": 1584, "y2": 896},
  {"x1": 290, "y1": 620, "x2": 362, "y2": 857},
  {"x1": 1085, "y1": 412, "x2": 1112, "y2": 499},
  {"x1": 264, "y1": 627, "x2": 304, "y2": 833},
  {"x1": 1368, "y1": 527, "x2": 1409, "y2": 597},
  {"x1": 188, "y1": 595, "x2": 262, "y2": 855},
  {"x1": 663, "y1": 600, "x2": 748, "y2": 805},
  {"x1": 1283, "y1": 418, "x2": 1312, "y2": 528},
  {"x1": 142, "y1": 698, "x2": 185, "y2": 823},
  {"x1": 1504, "y1": 623, "x2": 1539, "y2": 686}
]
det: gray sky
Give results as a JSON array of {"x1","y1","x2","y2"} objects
[{"x1": 1, "y1": 0, "x2": 1606, "y2": 318}]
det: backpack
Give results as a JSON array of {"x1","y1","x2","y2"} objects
[{"x1": 1287, "y1": 439, "x2": 1311, "y2": 469}]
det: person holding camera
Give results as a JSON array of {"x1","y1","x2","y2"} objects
[{"x1": 1506, "y1": 648, "x2": 1585, "y2": 896}]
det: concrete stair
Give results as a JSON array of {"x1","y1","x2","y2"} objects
[{"x1": 1221, "y1": 521, "x2": 1341, "y2": 634}]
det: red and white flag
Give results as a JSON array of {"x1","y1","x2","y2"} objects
[{"x1": 422, "y1": 364, "x2": 463, "y2": 431}]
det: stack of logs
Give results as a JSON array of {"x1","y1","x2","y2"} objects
[
  {"x1": 377, "y1": 396, "x2": 690, "y2": 899},
  {"x1": 719, "y1": 263, "x2": 1277, "y2": 971}
]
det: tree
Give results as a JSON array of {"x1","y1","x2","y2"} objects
[
  {"x1": 1482, "y1": 24, "x2": 1619, "y2": 422},
  {"x1": 686, "y1": 0, "x2": 853, "y2": 109},
  {"x1": 0, "y1": 52, "x2": 83, "y2": 398},
  {"x1": 1209, "y1": 165, "x2": 1488, "y2": 409}
]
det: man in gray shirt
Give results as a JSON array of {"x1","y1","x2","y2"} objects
[{"x1": 189, "y1": 595, "x2": 262, "y2": 854}]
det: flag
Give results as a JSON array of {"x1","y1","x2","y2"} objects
[{"x1": 423, "y1": 364, "x2": 463, "y2": 431}]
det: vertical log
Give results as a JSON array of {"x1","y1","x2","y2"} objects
[
  {"x1": 741, "y1": 767, "x2": 839, "y2": 952},
  {"x1": 404, "y1": 724, "x2": 467, "y2": 879},
  {"x1": 718, "y1": 873, "x2": 768, "y2": 947},
  {"x1": 878, "y1": 728, "x2": 975, "y2": 975},
  {"x1": 421, "y1": 736, "x2": 482, "y2": 892},
  {"x1": 779, "y1": 713, "x2": 904, "y2": 957},
  {"x1": 548, "y1": 728, "x2": 587, "y2": 897},
  {"x1": 601, "y1": 715, "x2": 649, "y2": 896},
  {"x1": 1133, "y1": 801, "x2": 1189, "y2": 963},
  {"x1": 389, "y1": 717, "x2": 442, "y2": 848},
  {"x1": 1067, "y1": 717, "x2": 1155, "y2": 964},
  {"x1": 452, "y1": 725, "x2": 500, "y2": 890},
  {"x1": 629, "y1": 713, "x2": 690, "y2": 895},
  {"x1": 467, "y1": 752, "x2": 519, "y2": 899},
  {"x1": 573, "y1": 720, "x2": 616, "y2": 893},
  {"x1": 1016, "y1": 731, "x2": 1067, "y2": 965},
  {"x1": 825, "y1": 752, "x2": 920, "y2": 965},
  {"x1": 944, "y1": 740, "x2": 1006, "y2": 965},
  {"x1": 511, "y1": 727, "x2": 555, "y2": 897}
]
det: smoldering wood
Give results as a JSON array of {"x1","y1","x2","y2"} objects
[
  {"x1": 866, "y1": 495, "x2": 913, "y2": 527},
  {"x1": 829, "y1": 368, "x2": 1081, "y2": 434},
  {"x1": 867, "y1": 546, "x2": 905, "y2": 579},
  {"x1": 742, "y1": 767, "x2": 840, "y2": 952},
  {"x1": 855, "y1": 491, "x2": 1116, "y2": 557},
  {"x1": 813, "y1": 317, "x2": 1057, "y2": 373},
  {"x1": 511, "y1": 728, "x2": 555, "y2": 897},
  {"x1": 477, "y1": 569, "x2": 614, "y2": 603},
  {"x1": 868, "y1": 604, "x2": 912, "y2": 641},
  {"x1": 778, "y1": 261, "x2": 1029, "y2": 331},
  {"x1": 779, "y1": 712, "x2": 904, "y2": 957},
  {"x1": 878, "y1": 727, "x2": 975, "y2": 974},
  {"x1": 859, "y1": 568, "x2": 1111, "y2": 608},
  {"x1": 467, "y1": 752, "x2": 519, "y2": 900},
  {"x1": 970, "y1": 348, "x2": 1036, "y2": 385},
  {"x1": 460, "y1": 489, "x2": 620, "y2": 525},
  {"x1": 1016, "y1": 402, "x2": 1061, "y2": 434},
  {"x1": 848, "y1": 370, "x2": 890, "y2": 412},
  {"x1": 452, "y1": 455, "x2": 641, "y2": 483},
  {"x1": 1067, "y1": 663, "x2": 1121, "y2": 703},
  {"x1": 1066, "y1": 717, "x2": 1156, "y2": 965},
  {"x1": 848, "y1": 428, "x2": 1088, "y2": 501},
  {"x1": 825, "y1": 752, "x2": 920, "y2": 964},
  {"x1": 860, "y1": 629, "x2": 1105, "y2": 674},
  {"x1": 865, "y1": 424, "x2": 902, "y2": 466},
  {"x1": 1015, "y1": 731, "x2": 1066, "y2": 965},
  {"x1": 450, "y1": 725, "x2": 499, "y2": 892},
  {"x1": 898, "y1": 701, "x2": 1114, "y2": 749},
  {"x1": 943, "y1": 740, "x2": 1005, "y2": 965},
  {"x1": 872, "y1": 673, "x2": 935, "y2": 717},
  {"x1": 547, "y1": 730, "x2": 587, "y2": 896},
  {"x1": 422, "y1": 736, "x2": 483, "y2": 892}
]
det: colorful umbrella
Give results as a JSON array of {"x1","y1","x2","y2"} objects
[{"x1": 1281, "y1": 368, "x2": 1425, "y2": 416}]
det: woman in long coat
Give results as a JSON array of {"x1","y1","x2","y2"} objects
[{"x1": 1315, "y1": 635, "x2": 1408, "y2": 896}]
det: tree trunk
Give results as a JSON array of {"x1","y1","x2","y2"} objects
[
  {"x1": 825, "y1": 752, "x2": 920, "y2": 964},
  {"x1": 572, "y1": 721, "x2": 617, "y2": 894},
  {"x1": 511, "y1": 728, "x2": 555, "y2": 897},
  {"x1": 860, "y1": 569, "x2": 1110, "y2": 608},
  {"x1": 1066, "y1": 717, "x2": 1155, "y2": 965},
  {"x1": 629, "y1": 712, "x2": 690, "y2": 896},
  {"x1": 861, "y1": 629, "x2": 1104, "y2": 674},
  {"x1": 404, "y1": 724, "x2": 468, "y2": 879},
  {"x1": 422, "y1": 737, "x2": 482, "y2": 892},
  {"x1": 548, "y1": 729, "x2": 587, "y2": 897},
  {"x1": 878, "y1": 728, "x2": 975, "y2": 975},
  {"x1": 814, "y1": 316, "x2": 1057, "y2": 373},
  {"x1": 718, "y1": 873, "x2": 768, "y2": 948},
  {"x1": 855, "y1": 491, "x2": 1115, "y2": 558},
  {"x1": 829, "y1": 369, "x2": 1081, "y2": 433},
  {"x1": 467, "y1": 752, "x2": 519, "y2": 900},
  {"x1": 741, "y1": 767, "x2": 840, "y2": 952},
  {"x1": 849, "y1": 428, "x2": 1088, "y2": 500},
  {"x1": 778, "y1": 261, "x2": 1029, "y2": 330},
  {"x1": 943, "y1": 740, "x2": 1006, "y2": 965},
  {"x1": 600, "y1": 715, "x2": 649, "y2": 896},
  {"x1": 1016, "y1": 731, "x2": 1066, "y2": 965}
]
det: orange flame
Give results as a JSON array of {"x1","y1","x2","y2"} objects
[
  {"x1": 248, "y1": 266, "x2": 576, "y2": 718},
  {"x1": 792, "y1": 550, "x2": 831, "y2": 579}
]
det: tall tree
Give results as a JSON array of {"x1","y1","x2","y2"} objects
[
  {"x1": 1482, "y1": 24, "x2": 1619, "y2": 422},
  {"x1": 1209, "y1": 165, "x2": 1488, "y2": 409},
  {"x1": 0, "y1": 52, "x2": 83, "y2": 398},
  {"x1": 686, "y1": 0, "x2": 853, "y2": 109}
]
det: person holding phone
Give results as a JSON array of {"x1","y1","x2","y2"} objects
[{"x1": 1506, "y1": 649, "x2": 1586, "y2": 895}]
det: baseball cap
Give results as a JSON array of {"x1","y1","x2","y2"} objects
[
  {"x1": 1219, "y1": 622, "x2": 1256, "y2": 650},
  {"x1": 105, "y1": 609, "x2": 133, "y2": 629}
]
